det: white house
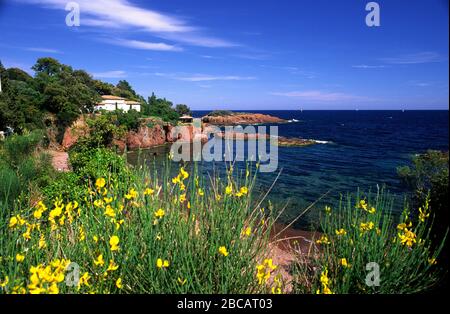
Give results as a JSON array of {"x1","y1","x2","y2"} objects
[{"x1": 94, "y1": 95, "x2": 141, "y2": 112}]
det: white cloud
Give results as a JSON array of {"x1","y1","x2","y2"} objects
[
  {"x1": 112, "y1": 39, "x2": 183, "y2": 52},
  {"x1": 270, "y1": 90, "x2": 365, "y2": 102},
  {"x1": 352, "y1": 64, "x2": 385, "y2": 69},
  {"x1": 91, "y1": 70, "x2": 127, "y2": 78},
  {"x1": 154, "y1": 73, "x2": 256, "y2": 82},
  {"x1": 21, "y1": 0, "x2": 235, "y2": 48},
  {"x1": 25, "y1": 47, "x2": 62, "y2": 54},
  {"x1": 380, "y1": 52, "x2": 444, "y2": 64}
]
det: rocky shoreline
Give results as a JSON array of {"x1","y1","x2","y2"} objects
[
  {"x1": 60, "y1": 112, "x2": 321, "y2": 151},
  {"x1": 202, "y1": 112, "x2": 286, "y2": 125}
]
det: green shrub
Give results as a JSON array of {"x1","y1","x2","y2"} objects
[
  {"x1": 42, "y1": 172, "x2": 85, "y2": 202},
  {"x1": 292, "y1": 190, "x2": 447, "y2": 294},
  {"x1": 69, "y1": 147, "x2": 129, "y2": 183},
  {"x1": 0, "y1": 162, "x2": 274, "y2": 294},
  {"x1": 1, "y1": 130, "x2": 44, "y2": 167}
]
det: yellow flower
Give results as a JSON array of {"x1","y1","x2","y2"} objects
[
  {"x1": 38, "y1": 235, "x2": 47, "y2": 249},
  {"x1": 368, "y1": 207, "x2": 376, "y2": 214},
  {"x1": 94, "y1": 254, "x2": 105, "y2": 267},
  {"x1": 225, "y1": 185, "x2": 233, "y2": 195},
  {"x1": 316, "y1": 235, "x2": 331, "y2": 245},
  {"x1": 104, "y1": 205, "x2": 116, "y2": 218},
  {"x1": 340, "y1": 258, "x2": 351, "y2": 268},
  {"x1": 243, "y1": 226, "x2": 252, "y2": 237},
  {"x1": 79, "y1": 227, "x2": 86, "y2": 241},
  {"x1": 428, "y1": 258, "x2": 437, "y2": 265},
  {"x1": 0, "y1": 276, "x2": 9, "y2": 288},
  {"x1": 78, "y1": 272, "x2": 91, "y2": 288},
  {"x1": 16, "y1": 253, "x2": 25, "y2": 263},
  {"x1": 335, "y1": 228, "x2": 347, "y2": 236},
  {"x1": 48, "y1": 283, "x2": 59, "y2": 294},
  {"x1": 109, "y1": 235, "x2": 120, "y2": 251},
  {"x1": 218, "y1": 246, "x2": 229, "y2": 257},
  {"x1": 172, "y1": 175, "x2": 181, "y2": 184},
  {"x1": 320, "y1": 268, "x2": 330, "y2": 286},
  {"x1": 93, "y1": 235, "x2": 99, "y2": 243},
  {"x1": 398, "y1": 228, "x2": 417, "y2": 248},
  {"x1": 359, "y1": 221, "x2": 375, "y2": 233},
  {"x1": 33, "y1": 208, "x2": 44, "y2": 219},
  {"x1": 95, "y1": 178, "x2": 106, "y2": 190},
  {"x1": 144, "y1": 188, "x2": 154, "y2": 196},
  {"x1": 104, "y1": 197, "x2": 113, "y2": 204},
  {"x1": 156, "y1": 258, "x2": 170, "y2": 269},
  {"x1": 256, "y1": 259, "x2": 277, "y2": 285},
  {"x1": 264, "y1": 259, "x2": 277, "y2": 270},
  {"x1": 397, "y1": 221, "x2": 412, "y2": 231},
  {"x1": 9, "y1": 216, "x2": 18, "y2": 229},
  {"x1": 358, "y1": 199, "x2": 368, "y2": 210},
  {"x1": 324, "y1": 206, "x2": 332, "y2": 215},
  {"x1": 125, "y1": 188, "x2": 138, "y2": 200},
  {"x1": 177, "y1": 277, "x2": 187, "y2": 286},
  {"x1": 107, "y1": 260, "x2": 119, "y2": 272},
  {"x1": 419, "y1": 207, "x2": 430, "y2": 223},
  {"x1": 271, "y1": 286, "x2": 282, "y2": 294},
  {"x1": 198, "y1": 188, "x2": 204, "y2": 196},
  {"x1": 179, "y1": 194, "x2": 186, "y2": 203},
  {"x1": 116, "y1": 278, "x2": 123, "y2": 289},
  {"x1": 240, "y1": 186, "x2": 248, "y2": 195},
  {"x1": 180, "y1": 167, "x2": 189, "y2": 180},
  {"x1": 154, "y1": 208, "x2": 165, "y2": 219},
  {"x1": 94, "y1": 199, "x2": 104, "y2": 208}
]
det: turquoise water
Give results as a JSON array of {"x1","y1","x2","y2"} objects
[{"x1": 128, "y1": 110, "x2": 449, "y2": 229}]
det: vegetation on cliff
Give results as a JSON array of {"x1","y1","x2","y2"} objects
[{"x1": 0, "y1": 58, "x2": 189, "y2": 138}]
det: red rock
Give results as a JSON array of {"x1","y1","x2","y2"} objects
[{"x1": 202, "y1": 113, "x2": 285, "y2": 125}]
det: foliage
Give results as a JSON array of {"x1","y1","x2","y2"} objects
[
  {"x1": 145, "y1": 92, "x2": 180, "y2": 123},
  {"x1": 0, "y1": 131, "x2": 55, "y2": 207},
  {"x1": 70, "y1": 148, "x2": 128, "y2": 183},
  {"x1": 1, "y1": 58, "x2": 187, "y2": 137},
  {"x1": 175, "y1": 104, "x2": 192, "y2": 116},
  {"x1": 397, "y1": 150, "x2": 448, "y2": 219},
  {"x1": 0, "y1": 162, "x2": 278, "y2": 294},
  {"x1": 105, "y1": 109, "x2": 142, "y2": 132},
  {"x1": 292, "y1": 191, "x2": 447, "y2": 294}
]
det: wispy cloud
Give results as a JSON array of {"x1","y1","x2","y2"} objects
[
  {"x1": 260, "y1": 65, "x2": 317, "y2": 78},
  {"x1": 111, "y1": 39, "x2": 183, "y2": 52},
  {"x1": 25, "y1": 47, "x2": 62, "y2": 54},
  {"x1": 232, "y1": 53, "x2": 271, "y2": 61},
  {"x1": 154, "y1": 72, "x2": 256, "y2": 82},
  {"x1": 92, "y1": 70, "x2": 127, "y2": 79},
  {"x1": 380, "y1": 52, "x2": 444, "y2": 64},
  {"x1": 270, "y1": 90, "x2": 366, "y2": 102},
  {"x1": 352, "y1": 64, "x2": 385, "y2": 69},
  {"x1": 408, "y1": 80, "x2": 434, "y2": 87},
  {"x1": 22, "y1": 0, "x2": 235, "y2": 49}
]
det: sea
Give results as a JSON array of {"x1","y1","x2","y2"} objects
[{"x1": 128, "y1": 110, "x2": 449, "y2": 229}]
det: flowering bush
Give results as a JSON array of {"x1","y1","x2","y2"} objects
[
  {"x1": 292, "y1": 191, "x2": 447, "y2": 294},
  {"x1": 0, "y1": 161, "x2": 283, "y2": 294}
]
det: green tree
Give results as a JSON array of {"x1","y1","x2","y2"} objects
[
  {"x1": 175, "y1": 104, "x2": 192, "y2": 116},
  {"x1": 147, "y1": 92, "x2": 180, "y2": 123}
]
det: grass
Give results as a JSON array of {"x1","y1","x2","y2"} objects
[{"x1": 0, "y1": 160, "x2": 283, "y2": 294}]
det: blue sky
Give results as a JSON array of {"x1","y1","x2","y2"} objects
[{"x1": 0, "y1": 0, "x2": 448, "y2": 110}]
